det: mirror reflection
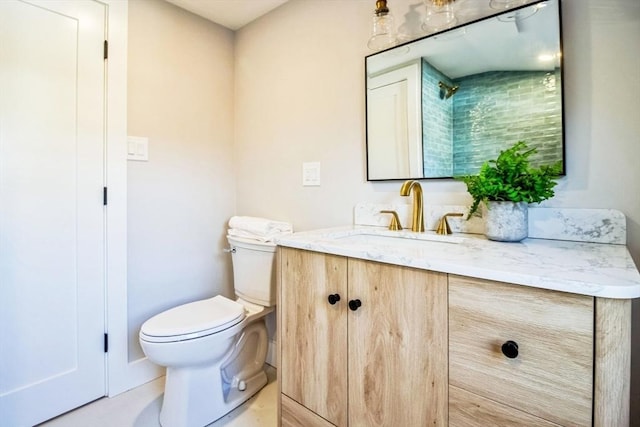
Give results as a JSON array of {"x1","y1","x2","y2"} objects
[{"x1": 366, "y1": 0, "x2": 564, "y2": 180}]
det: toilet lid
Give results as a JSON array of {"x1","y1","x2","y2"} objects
[{"x1": 140, "y1": 295, "x2": 245, "y2": 341}]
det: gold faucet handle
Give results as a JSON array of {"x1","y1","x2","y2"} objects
[
  {"x1": 380, "y1": 210, "x2": 402, "y2": 231},
  {"x1": 436, "y1": 212, "x2": 464, "y2": 235}
]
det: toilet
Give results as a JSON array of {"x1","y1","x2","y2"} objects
[{"x1": 139, "y1": 235, "x2": 277, "y2": 427}]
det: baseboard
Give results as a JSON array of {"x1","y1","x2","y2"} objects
[{"x1": 108, "y1": 356, "x2": 164, "y2": 397}]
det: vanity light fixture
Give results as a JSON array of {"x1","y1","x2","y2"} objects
[
  {"x1": 367, "y1": 0, "x2": 398, "y2": 51},
  {"x1": 367, "y1": 0, "x2": 458, "y2": 50},
  {"x1": 423, "y1": 0, "x2": 457, "y2": 32}
]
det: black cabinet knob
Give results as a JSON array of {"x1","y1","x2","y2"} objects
[
  {"x1": 327, "y1": 294, "x2": 341, "y2": 305},
  {"x1": 348, "y1": 299, "x2": 362, "y2": 311},
  {"x1": 501, "y1": 340, "x2": 519, "y2": 359}
]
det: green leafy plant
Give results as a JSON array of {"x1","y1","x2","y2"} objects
[{"x1": 458, "y1": 141, "x2": 562, "y2": 217}]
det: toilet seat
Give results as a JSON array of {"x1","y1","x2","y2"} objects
[{"x1": 140, "y1": 295, "x2": 245, "y2": 343}]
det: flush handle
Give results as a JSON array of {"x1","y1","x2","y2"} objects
[
  {"x1": 501, "y1": 340, "x2": 519, "y2": 359},
  {"x1": 327, "y1": 294, "x2": 341, "y2": 305}
]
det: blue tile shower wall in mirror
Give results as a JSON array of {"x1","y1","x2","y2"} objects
[{"x1": 365, "y1": 0, "x2": 564, "y2": 181}]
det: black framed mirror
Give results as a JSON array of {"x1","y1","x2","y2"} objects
[{"x1": 365, "y1": 0, "x2": 564, "y2": 181}]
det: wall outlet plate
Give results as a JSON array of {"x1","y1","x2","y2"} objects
[{"x1": 302, "y1": 162, "x2": 321, "y2": 186}]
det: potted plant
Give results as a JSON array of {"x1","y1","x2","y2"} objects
[{"x1": 458, "y1": 141, "x2": 562, "y2": 242}]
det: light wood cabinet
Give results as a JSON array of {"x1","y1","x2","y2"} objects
[
  {"x1": 281, "y1": 395, "x2": 335, "y2": 427},
  {"x1": 278, "y1": 248, "x2": 448, "y2": 427},
  {"x1": 449, "y1": 385, "x2": 562, "y2": 427},
  {"x1": 278, "y1": 248, "x2": 631, "y2": 427},
  {"x1": 347, "y1": 257, "x2": 448, "y2": 426},
  {"x1": 279, "y1": 248, "x2": 348, "y2": 426},
  {"x1": 448, "y1": 275, "x2": 594, "y2": 426}
]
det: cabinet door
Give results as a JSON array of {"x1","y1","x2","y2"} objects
[
  {"x1": 280, "y1": 248, "x2": 348, "y2": 427},
  {"x1": 347, "y1": 260, "x2": 448, "y2": 426},
  {"x1": 282, "y1": 394, "x2": 336, "y2": 427}
]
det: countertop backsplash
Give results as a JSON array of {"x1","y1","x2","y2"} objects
[{"x1": 354, "y1": 203, "x2": 626, "y2": 245}]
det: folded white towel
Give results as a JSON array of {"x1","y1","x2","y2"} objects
[
  {"x1": 228, "y1": 216, "x2": 293, "y2": 236},
  {"x1": 228, "y1": 228, "x2": 292, "y2": 243}
]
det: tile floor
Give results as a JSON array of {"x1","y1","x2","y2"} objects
[{"x1": 40, "y1": 366, "x2": 277, "y2": 427}]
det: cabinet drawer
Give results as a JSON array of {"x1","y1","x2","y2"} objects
[
  {"x1": 450, "y1": 385, "x2": 561, "y2": 427},
  {"x1": 449, "y1": 275, "x2": 593, "y2": 426},
  {"x1": 282, "y1": 394, "x2": 335, "y2": 427}
]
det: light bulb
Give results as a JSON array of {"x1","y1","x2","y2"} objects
[
  {"x1": 367, "y1": 0, "x2": 397, "y2": 51},
  {"x1": 422, "y1": 0, "x2": 457, "y2": 32}
]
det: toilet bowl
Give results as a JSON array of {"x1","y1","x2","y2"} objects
[{"x1": 139, "y1": 235, "x2": 277, "y2": 427}]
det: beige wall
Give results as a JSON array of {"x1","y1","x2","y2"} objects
[
  {"x1": 127, "y1": 0, "x2": 235, "y2": 360},
  {"x1": 123, "y1": 0, "x2": 639, "y2": 414},
  {"x1": 236, "y1": 0, "x2": 639, "y2": 249},
  {"x1": 235, "y1": 0, "x2": 640, "y2": 418}
]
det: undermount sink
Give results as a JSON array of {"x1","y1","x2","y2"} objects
[{"x1": 332, "y1": 229, "x2": 466, "y2": 245}]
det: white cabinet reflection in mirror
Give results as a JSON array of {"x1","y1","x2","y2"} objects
[{"x1": 366, "y1": 60, "x2": 422, "y2": 179}]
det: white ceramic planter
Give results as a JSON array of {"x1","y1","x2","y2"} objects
[{"x1": 484, "y1": 201, "x2": 528, "y2": 242}]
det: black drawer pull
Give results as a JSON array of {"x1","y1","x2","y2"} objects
[
  {"x1": 348, "y1": 299, "x2": 362, "y2": 311},
  {"x1": 501, "y1": 340, "x2": 519, "y2": 359},
  {"x1": 327, "y1": 294, "x2": 341, "y2": 305}
]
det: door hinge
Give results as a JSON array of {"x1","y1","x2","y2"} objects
[
  {"x1": 103, "y1": 187, "x2": 107, "y2": 206},
  {"x1": 103, "y1": 40, "x2": 108, "y2": 60},
  {"x1": 104, "y1": 333, "x2": 109, "y2": 353}
]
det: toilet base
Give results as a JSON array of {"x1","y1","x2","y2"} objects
[
  {"x1": 220, "y1": 369, "x2": 268, "y2": 418},
  {"x1": 159, "y1": 366, "x2": 268, "y2": 427},
  {"x1": 158, "y1": 319, "x2": 270, "y2": 427}
]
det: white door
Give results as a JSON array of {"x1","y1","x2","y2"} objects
[
  {"x1": 0, "y1": 1, "x2": 107, "y2": 425},
  {"x1": 367, "y1": 61, "x2": 423, "y2": 180},
  {"x1": 367, "y1": 81, "x2": 411, "y2": 179}
]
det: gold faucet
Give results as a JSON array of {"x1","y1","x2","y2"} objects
[
  {"x1": 436, "y1": 212, "x2": 464, "y2": 235},
  {"x1": 399, "y1": 180, "x2": 425, "y2": 232}
]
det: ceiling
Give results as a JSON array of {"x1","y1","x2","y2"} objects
[{"x1": 164, "y1": 0, "x2": 289, "y2": 30}]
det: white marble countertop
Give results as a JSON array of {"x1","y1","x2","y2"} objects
[{"x1": 275, "y1": 226, "x2": 640, "y2": 299}]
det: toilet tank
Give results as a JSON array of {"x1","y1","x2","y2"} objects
[{"x1": 227, "y1": 235, "x2": 277, "y2": 306}]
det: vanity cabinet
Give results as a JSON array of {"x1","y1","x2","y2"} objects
[
  {"x1": 278, "y1": 247, "x2": 448, "y2": 427},
  {"x1": 278, "y1": 247, "x2": 631, "y2": 427}
]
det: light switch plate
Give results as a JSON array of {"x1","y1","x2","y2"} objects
[
  {"x1": 127, "y1": 136, "x2": 149, "y2": 161},
  {"x1": 302, "y1": 162, "x2": 321, "y2": 186}
]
